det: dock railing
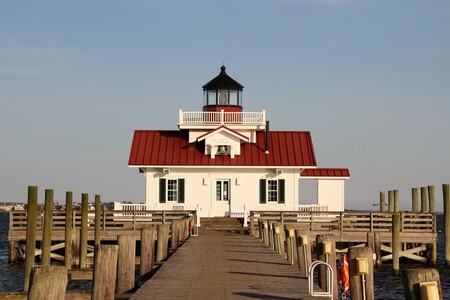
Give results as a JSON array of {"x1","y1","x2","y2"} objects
[
  {"x1": 8, "y1": 209, "x2": 196, "y2": 237},
  {"x1": 249, "y1": 211, "x2": 436, "y2": 239}
]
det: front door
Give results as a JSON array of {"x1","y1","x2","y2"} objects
[{"x1": 215, "y1": 180, "x2": 230, "y2": 216}]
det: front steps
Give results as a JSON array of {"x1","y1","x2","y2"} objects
[{"x1": 200, "y1": 217, "x2": 248, "y2": 234}]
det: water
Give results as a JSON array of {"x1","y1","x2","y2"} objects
[{"x1": 0, "y1": 212, "x2": 449, "y2": 298}]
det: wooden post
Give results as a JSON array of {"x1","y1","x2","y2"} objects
[
  {"x1": 348, "y1": 247, "x2": 374, "y2": 300},
  {"x1": 24, "y1": 186, "x2": 38, "y2": 292},
  {"x1": 156, "y1": 223, "x2": 170, "y2": 262},
  {"x1": 80, "y1": 193, "x2": 89, "y2": 269},
  {"x1": 428, "y1": 186, "x2": 436, "y2": 213},
  {"x1": 380, "y1": 191, "x2": 386, "y2": 212},
  {"x1": 263, "y1": 221, "x2": 269, "y2": 245},
  {"x1": 72, "y1": 228, "x2": 80, "y2": 267},
  {"x1": 388, "y1": 190, "x2": 394, "y2": 212},
  {"x1": 374, "y1": 232, "x2": 382, "y2": 268},
  {"x1": 94, "y1": 195, "x2": 101, "y2": 248},
  {"x1": 65, "y1": 191, "x2": 73, "y2": 270},
  {"x1": 367, "y1": 232, "x2": 375, "y2": 254},
  {"x1": 402, "y1": 268, "x2": 443, "y2": 300},
  {"x1": 443, "y1": 184, "x2": 450, "y2": 266},
  {"x1": 8, "y1": 240, "x2": 17, "y2": 263},
  {"x1": 92, "y1": 245, "x2": 118, "y2": 300},
  {"x1": 170, "y1": 220, "x2": 180, "y2": 250},
  {"x1": 394, "y1": 190, "x2": 399, "y2": 212},
  {"x1": 117, "y1": 234, "x2": 136, "y2": 293},
  {"x1": 392, "y1": 213, "x2": 401, "y2": 275},
  {"x1": 295, "y1": 230, "x2": 311, "y2": 277},
  {"x1": 28, "y1": 266, "x2": 67, "y2": 300},
  {"x1": 316, "y1": 235, "x2": 338, "y2": 299},
  {"x1": 140, "y1": 226, "x2": 155, "y2": 276},
  {"x1": 41, "y1": 189, "x2": 53, "y2": 266},
  {"x1": 421, "y1": 187, "x2": 428, "y2": 212},
  {"x1": 285, "y1": 226, "x2": 294, "y2": 265},
  {"x1": 412, "y1": 188, "x2": 419, "y2": 213}
]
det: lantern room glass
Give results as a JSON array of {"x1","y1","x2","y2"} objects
[{"x1": 204, "y1": 89, "x2": 242, "y2": 106}]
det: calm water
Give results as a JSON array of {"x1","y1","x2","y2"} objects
[{"x1": 0, "y1": 212, "x2": 449, "y2": 298}]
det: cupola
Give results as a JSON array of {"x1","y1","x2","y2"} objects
[{"x1": 202, "y1": 66, "x2": 244, "y2": 113}]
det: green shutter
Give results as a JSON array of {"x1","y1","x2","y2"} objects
[
  {"x1": 259, "y1": 179, "x2": 266, "y2": 204},
  {"x1": 159, "y1": 178, "x2": 166, "y2": 203},
  {"x1": 178, "y1": 179, "x2": 185, "y2": 203},
  {"x1": 278, "y1": 179, "x2": 285, "y2": 204}
]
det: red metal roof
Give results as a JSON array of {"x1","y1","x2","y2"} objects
[
  {"x1": 129, "y1": 130, "x2": 317, "y2": 167},
  {"x1": 301, "y1": 168, "x2": 350, "y2": 178}
]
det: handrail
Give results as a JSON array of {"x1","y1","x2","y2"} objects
[
  {"x1": 8, "y1": 210, "x2": 196, "y2": 232},
  {"x1": 249, "y1": 211, "x2": 436, "y2": 234}
]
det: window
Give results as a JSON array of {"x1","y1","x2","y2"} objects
[
  {"x1": 259, "y1": 179, "x2": 285, "y2": 204},
  {"x1": 216, "y1": 180, "x2": 230, "y2": 201},
  {"x1": 159, "y1": 178, "x2": 185, "y2": 203}
]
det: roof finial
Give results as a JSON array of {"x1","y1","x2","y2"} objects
[{"x1": 221, "y1": 64, "x2": 226, "y2": 72}]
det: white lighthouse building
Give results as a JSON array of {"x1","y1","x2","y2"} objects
[{"x1": 127, "y1": 66, "x2": 349, "y2": 217}]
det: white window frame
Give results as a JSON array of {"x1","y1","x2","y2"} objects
[
  {"x1": 167, "y1": 179, "x2": 178, "y2": 202},
  {"x1": 267, "y1": 179, "x2": 278, "y2": 202}
]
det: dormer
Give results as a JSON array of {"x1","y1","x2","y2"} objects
[{"x1": 197, "y1": 126, "x2": 249, "y2": 158}]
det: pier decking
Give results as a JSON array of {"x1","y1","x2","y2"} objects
[{"x1": 130, "y1": 228, "x2": 328, "y2": 300}]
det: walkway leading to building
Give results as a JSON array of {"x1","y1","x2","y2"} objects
[{"x1": 130, "y1": 229, "x2": 329, "y2": 300}]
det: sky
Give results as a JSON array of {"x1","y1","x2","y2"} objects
[{"x1": 1, "y1": 0, "x2": 449, "y2": 211}]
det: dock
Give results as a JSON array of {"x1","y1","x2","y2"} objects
[{"x1": 130, "y1": 228, "x2": 329, "y2": 300}]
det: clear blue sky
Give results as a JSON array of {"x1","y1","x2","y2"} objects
[{"x1": 1, "y1": 0, "x2": 449, "y2": 210}]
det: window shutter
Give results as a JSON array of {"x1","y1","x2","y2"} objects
[
  {"x1": 259, "y1": 179, "x2": 266, "y2": 204},
  {"x1": 178, "y1": 179, "x2": 185, "y2": 203},
  {"x1": 278, "y1": 179, "x2": 285, "y2": 204},
  {"x1": 159, "y1": 178, "x2": 166, "y2": 203}
]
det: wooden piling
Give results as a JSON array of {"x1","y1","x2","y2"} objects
[
  {"x1": 388, "y1": 190, "x2": 394, "y2": 212},
  {"x1": 72, "y1": 228, "x2": 80, "y2": 267},
  {"x1": 117, "y1": 234, "x2": 136, "y2": 293},
  {"x1": 41, "y1": 189, "x2": 53, "y2": 266},
  {"x1": 24, "y1": 186, "x2": 38, "y2": 292},
  {"x1": 392, "y1": 213, "x2": 401, "y2": 276},
  {"x1": 171, "y1": 220, "x2": 180, "y2": 250},
  {"x1": 28, "y1": 266, "x2": 67, "y2": 300},
  {"x1": 402, "y1": 268, "x2": 443, "y2": 300},
  {"x1": 421, "y1": 187, "x2": 428, "y2": 212},
  {"x1": 316, "y1": 235, "x2": 338, "y2": 299},
  {"x1": 156, "y1": 223, "x2": 170, "y2": 262},
  {"x1": 92, "y1": 245, "x2": 119, "y2": 300},
  {"x1": 380, "y1": 191, "x2": 386, "y2": 212},
  {"x1": 394, "y1": 190, "x2": 399, "y2": 212},
  {"x1": 65, "y1": 191, "x2": 73, "y2": 270},
  {"x1": 94, "y1": 195, "x2": 101, "y2": 248},
  {"x1": 80, "y1": 193, "x2": 89, "y2": 269},
  {"x1": 348, "y1": 247, "x2": 374, "y2": 300},
  {"x1": 444, "y1": 184, "x2": 450, "y2": 266},
  {"x1": 428, "y1": 185, "x2": 436, "y2": 213},
  {"x1": 295, "y1": 230, "x2": 311, "y2": 277},
  {"x1": 412, "y1": 188, "x2": 419, "y2": 213},
  {"x1": 140, "y1": 226, "x2": 156, "y2": 276}
]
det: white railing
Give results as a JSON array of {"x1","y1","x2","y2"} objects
[{"x1": 179, "y1": 110, "x2": 265, "y2": 126}]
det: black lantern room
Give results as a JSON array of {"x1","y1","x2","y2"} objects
[{"x1": 202, "y1": 66, "x2": 244, "y2": 112}]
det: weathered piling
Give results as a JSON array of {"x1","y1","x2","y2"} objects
[
  {"x1": 285, "y1": 226, "x2": 296, "y2": 265},
  {"x1": 316, "y1": 235, "x2": 338, "y2": 299},
  {"x1": 140, "y1": 226, "x2": 156, "y2": 276},
  {"x1": 295, "y1": 230, "x2": 311, "y2": 277},
  {"x1": 380, "y1": 191, "x2": 386, "y2": 212},
  {"x1": 428, "y1": 185, "x2": 436, "y2": 213},
  {"x1": 402, "y1": 268, "x2": 443, "y2": 300},
  {"x1": 94, "y1": 194, "x2": 101, "y2": 248},
  {"x1": 65, "y1": 191, "x2": 73, "y2": 270},
  {"x1": 24, "y1": 186, "x2": 38, "y2": 292},
  {"x1": 374, "y1": 232, "x2": 382, "y2": 268},
  {"x1": 392, "y1": 213, "x2": 401, "y2": 275},
  {"x1": 388, "y1": 190, "x2": 394, "y2": 212},
  {"x1": 28, "y1": 266, "x2": 67, "y2": 300},
  {"x1": 394, "y1": 190, "x2": 399, "y2": 212},
  {"x1": 80, "y1": 193, "x2": 89, "y2": 269},
  {"x1": 72, "y1": 228, "x2": 81, "y2": 267},
  {"x1": 348, "y1": 247, "x2": 374, "y2": 300},
  {"x1": 41, "y1": 189, "x2": 53, "y2": 266},
  {"x1": 92, "y1": 245, "x2": 119, "y2": 300},
  {"x1": 117, "y1": 234, "x2": 136, "y2": 293},
  {"x1": 421, "y1": 187, "x2": 428, "y2": 212},
  {"x1": 412, "y1": 188, "x2": 419, "y2": 213},
  {"x1": 156, "y1": 223, "x2": 170, "y2": 262},
  {"x1": 170, "y1": 220, "x2": 180, "y2": 250},
  {"x1": 444, "y1": 184, "x2": 450, "y2": 266}
]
